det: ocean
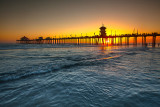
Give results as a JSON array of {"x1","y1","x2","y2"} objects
[{"x1": 0, "y1": 44, "x2": 160, "y2": 107}]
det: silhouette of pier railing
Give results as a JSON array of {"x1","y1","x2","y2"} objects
[{"x1": 16, "y1": 33, "x2": 160, "y2": 47}]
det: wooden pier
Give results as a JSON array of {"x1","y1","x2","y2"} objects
[
  {"x1": 16, "y1": 34, "x2": 160, "y2": 47},
  {"x1": 16, "y1": 25, "x2": 160, "y2": 47}
]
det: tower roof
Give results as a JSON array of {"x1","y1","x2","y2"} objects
[
  {"x1": 20, "y1": 36, "x2": 29, "y2": 41},
  {"x1": 100, "y1": 25, "x2": 106, "y2": 29}
]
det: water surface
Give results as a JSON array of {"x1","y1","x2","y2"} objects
[{"x1": 0, "y1": 44, "x2": 160, "y2": 107}]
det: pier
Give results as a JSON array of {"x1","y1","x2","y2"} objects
[{"x1": 16, "y1": 25, "x2": 160, "y2": 47}]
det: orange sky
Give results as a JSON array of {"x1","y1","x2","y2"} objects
[{"x1": 0, "y1": 0, "x2": 160, "y2": 43}]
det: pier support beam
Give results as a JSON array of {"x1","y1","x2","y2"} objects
[
  {"x1": 64, "y1": 39, "x2": 66, "y2": 44},
  {"x1": 126, "y1": 37, "x2": 129, "y2": 45},
  {"x1": 111, "y1": 38, "x2": 114, "y2": 45},
  {"x1": 152, "y1": 35, "x2": 156, "y2": 47},
  {"x1": 120, "y1": 37, "x2": 122, "y2": 45},
  {"x1": 92, "y1": 38, "x2": 94, "y2": 45},
  {"x1": 85, "y1": 38, "x2": 87, "y2": 44},
  {"x1": 96, "y1": 38, "x2": 99, "y2": 45},
  {"x1": 78, "y1": 38, "x2": 79, "y2": 45},
  {"x1": 142, "y1": 36, "x2": 144, "y2": 46},
  {"x1": 118, "y1": 37, "x2": 120, "y2": 45},
  {"x1": 144, "y1": 36, "x2": 146, "y2": 46},
  {"x1": 134, "y1": 36, "x2": 137, "y2": 46},
  {"x1": 102, "y1": 38, "x2": 104, "y2": 45},
  {"x1": 142, "y1": 36, "x2": 146, "y2": 46},
  {"x1": 106, "y1": 38, "x2": 108, "y2": 46}
]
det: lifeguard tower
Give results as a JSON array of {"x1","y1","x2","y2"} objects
[{"x1": 100, "y1": 24, "x2": 107, "y2": 37}]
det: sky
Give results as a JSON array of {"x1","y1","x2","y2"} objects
[{"x1": 0, "y1": 0, "x2": 160, "y2": 43}]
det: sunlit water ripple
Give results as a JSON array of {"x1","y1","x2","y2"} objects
[{"x1": 0, "y1": 44, "x2": 160, "y2": 107}]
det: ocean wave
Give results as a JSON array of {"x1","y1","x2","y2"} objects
[
  {"x1": 0, "y1": 69, "x2": 51, "y2": 83},
  {"x1": 0, "y1": 55, "x2": 121, "y2": 83}
]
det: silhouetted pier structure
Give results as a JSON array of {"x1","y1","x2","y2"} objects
[{"x1": 16, "y1": 25, "x2": 160, "y2": 47}]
